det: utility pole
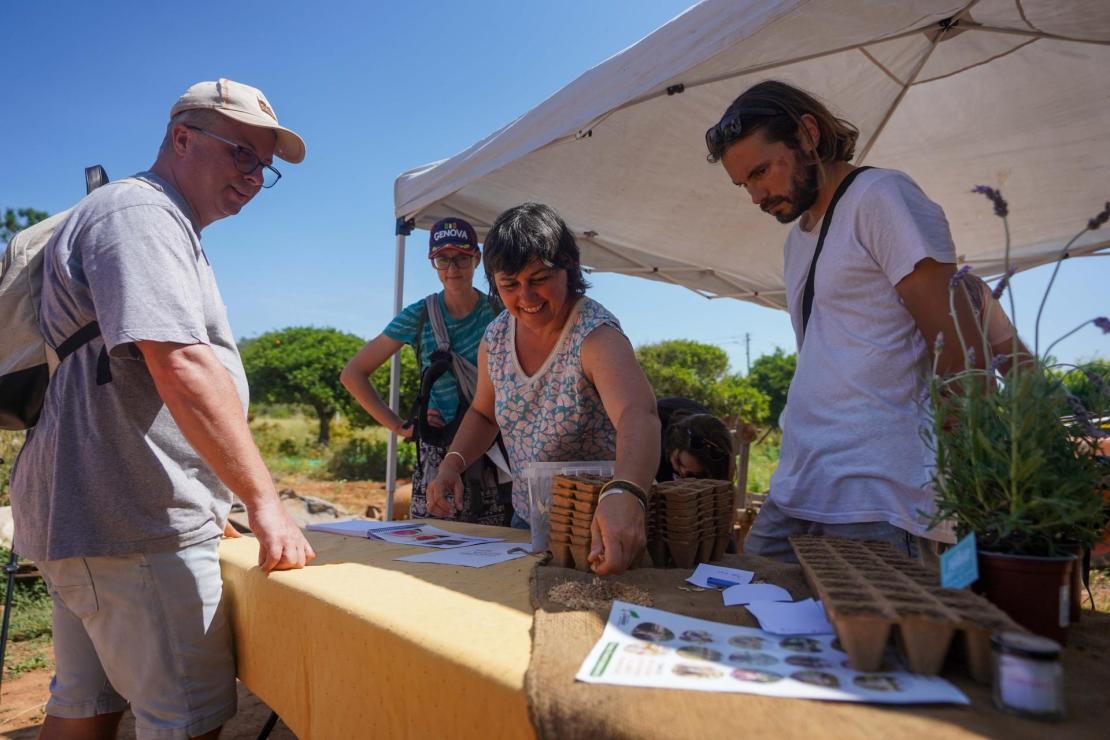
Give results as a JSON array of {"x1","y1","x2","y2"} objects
[{"x1": 745, "y1": 332, "x2": 751, "y2": 374}]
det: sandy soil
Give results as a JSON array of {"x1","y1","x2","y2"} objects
[{"x1": 0, "y1": 669, "x2": 295, "y2": 739}]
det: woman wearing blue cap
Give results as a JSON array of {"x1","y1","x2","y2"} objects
[{"x1": 341, "y1": 217, "x2": 508, "y2": 524}]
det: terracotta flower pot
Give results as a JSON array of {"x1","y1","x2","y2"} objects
[{"x1": 977, "y1": 551, "x2": 1076, "y2": 644}]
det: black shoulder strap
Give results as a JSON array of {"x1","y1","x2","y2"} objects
[
  {"x1": 55, "y1": 321, "x2": 112, "y2": 385},
  {"x1": 800, "y1": 166, "x2": 873, "y2": 342}
]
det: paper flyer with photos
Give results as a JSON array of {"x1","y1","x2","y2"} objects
[
  {"x1": 307, "y1": 519, "x2": 504, "y2": 549},
  {"x1": 576, "y1": 601, "x2": 968, "y2": 705}
]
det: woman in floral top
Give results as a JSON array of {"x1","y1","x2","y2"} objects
[{"x1": 426, "y1": 203, "x2": 659, "y2": 575}]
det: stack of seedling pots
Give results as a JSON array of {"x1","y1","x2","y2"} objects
[
  {"x1": 548, "y1": 474, "x2": 607, "y2": 571},
  {"x1": 646, "y1": 479, "x2": 735, "y2": 568}
]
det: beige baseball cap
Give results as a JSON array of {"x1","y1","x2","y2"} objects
[{"x1": 171, "y1": 78, "x2": 306, "y2": 163}]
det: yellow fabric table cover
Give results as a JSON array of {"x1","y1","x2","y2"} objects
[
  {"x1": 219, "y1": 522, "x2": 536, "y2": 740},
  {"x1": 223, "y1": 524, "x2": 1110, "y2": 739}
]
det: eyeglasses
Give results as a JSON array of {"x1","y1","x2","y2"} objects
[
  {"x1": 704, "y1": 106, "x2": 781, "y2": 159},
  {"x1": 185, "y1": 125, "x2": 282, "y2": 188},
  {"x1": 431, "y1": 253, "x2": 477, "y2": 270}
]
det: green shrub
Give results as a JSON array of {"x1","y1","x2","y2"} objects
[
  {"x1": 1, "y1": 430, "x2": 26, "y2": 507},
  {"x1": 745, "y1": 430, "x2": 781, "y2": 494},
  {"x1": 328, "y1": 438, "x2": 416, "y2": 480}
]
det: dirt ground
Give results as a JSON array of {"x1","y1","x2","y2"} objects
[
  {"x1": 275, "y1": 474, "x2": 408, "y2": 520},
  {"x1": 0, "y1": 669, "x2": 295, "y2": 739}
]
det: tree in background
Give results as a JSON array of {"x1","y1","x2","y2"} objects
[
  {"x1": 241, "y1": 327, "x2": 419, "y2": 446},
  {"x1": 636, "y1": 339, "x2": 769, "y2": 425},
  {"x1": 1, "y1": 207, "x2": 50, "y2": 243},
  {"x1": 747, "y1": 347, "x2": 797, "y2": 428}
]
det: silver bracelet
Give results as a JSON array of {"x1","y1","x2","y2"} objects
[
  {"x1": 444, "y1": 450, "x2": 467, "y2": 470},
  {"x1": 597, "y1": 486, "x2": 646, "y2": 511}
]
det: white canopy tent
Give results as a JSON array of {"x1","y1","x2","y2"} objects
[{"x1": 383, "y1": 0, "x2": 1110, "y2": 509}]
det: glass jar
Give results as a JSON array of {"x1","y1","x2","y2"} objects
[{"x1": 991, "y1": 630, "x2": 1064, "y2": 721}]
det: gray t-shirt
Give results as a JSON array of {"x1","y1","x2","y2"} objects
[
  {"x1": 771, "y1": 168, "x2": 956, "y2": 540},
  {"x1": 11, "y1": 172, "x2": 248, "y2": 561}
]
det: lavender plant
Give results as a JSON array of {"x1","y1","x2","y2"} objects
[{"x1": 928, "y1": 193, "x2": 1110, "y2": 556}]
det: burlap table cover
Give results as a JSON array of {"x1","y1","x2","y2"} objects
[
  {"x1": 219, "y1": 524, "x2": 537, "y2": 739},
  {"x1": 527, "y1": 554, "x2": 1110, "y2": 739}
]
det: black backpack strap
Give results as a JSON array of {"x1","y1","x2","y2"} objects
[
  {"x1": 55, "y1": 321, "x2": 101, "y2": 361},
  {"x1": 800, "y1": 166, "x2": 873, "y2": 342},
  {"x1": 54, "y1": 321, "x2": 112, "y2": 386}
]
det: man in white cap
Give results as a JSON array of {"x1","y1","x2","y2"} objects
[{"x1": 10, "y1": 79, "x2": 313, "y2": 739}]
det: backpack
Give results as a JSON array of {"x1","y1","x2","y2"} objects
[
  {"x1": 409, "y1": 292, "x2": 494, "y2": 447},
  {"x1": 409, "y1": 292, "x2": 513, "y2": 523},
  {"x1": 0, "y1": 166, "x2": 117, "y2": 430}
]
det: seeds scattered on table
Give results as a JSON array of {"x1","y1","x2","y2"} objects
[{"x1": 548, "y1": 578, "x2": 654, "y2": 610}]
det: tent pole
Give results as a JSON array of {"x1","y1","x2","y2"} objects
[{"x1": 385, "y1": 218, "x2": 414, "y2": 521}]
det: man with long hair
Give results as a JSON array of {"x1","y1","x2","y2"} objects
[{"x1": 705, "y1": 81, "x2": 981, "y2": 563}]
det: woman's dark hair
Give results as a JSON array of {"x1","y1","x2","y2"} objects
[
  {"x1": 665, "y1": 412, "x2": 734, "y2": 481},
  {"x1": 706, "y1": 80, "x2": 859, "y2": 165},
  {"x1": 482, "y1": 202, "x2": 590, "y2": 296}
]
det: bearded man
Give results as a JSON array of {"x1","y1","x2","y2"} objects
[{"x1": 705, "y1": 80, "x2": 982, "y2": 563}]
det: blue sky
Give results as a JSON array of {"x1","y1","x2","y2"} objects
[{"x1": 3, "y1": 0, "x2": 1106, "y2": 372}]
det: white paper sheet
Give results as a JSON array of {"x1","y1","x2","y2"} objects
[
  {"x1": 394, "y1": 541, "x2": 530, "y2": 568},
  {"x1": 306, "y1": 519, "x2": 504, "y2": 549},
  {"x1": 305, "y1": 519, "x2": 413, "y2": 538},
  {"x1": 686, "y1": 564, "x2": 755, "y2": 589},
  {"x1": 745, "y1": 599, "x2": 835, "y2": 635},
  {"x1": 576, "y1": 601, "x2": 968, "y2": 705},
  {"x1": 722, "y1": 583, "x2": 793, "y2": 606}
]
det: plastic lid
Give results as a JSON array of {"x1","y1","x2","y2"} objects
[{"x1": 991, "y1": 630, "x2": 1062, "y2": 661}]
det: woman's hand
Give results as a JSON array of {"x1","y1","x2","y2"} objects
[
  {"x1": 426, "y1": 466, "x2": 464, "y2": 517},
  {"x1": 396, "y1": 419, "x2": 415, "y2": 441},
  {"x1": 588, "y1": 491, "x2": 646, "y2": 575}
]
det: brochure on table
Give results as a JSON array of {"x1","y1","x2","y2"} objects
[
  {"x1": 394, "y1": 541, "x2": 529, "y2": 567},
  {"x1": 577, "y1": 601, "x2": 968, "y2": 705},
  {"x1": 306, "y1": 519, "x2": 504, "y2": 549}
]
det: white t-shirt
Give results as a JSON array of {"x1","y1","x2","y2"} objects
[{"x1": 771, "y1": 168, "x2": 956, "y2": 541}]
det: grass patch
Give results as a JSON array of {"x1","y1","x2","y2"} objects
[
  {"x1": 5, "y1": 634, "x2": 51, "y2": 676},
  {"x1": 1, "y1": 546, "x2": 54, "y2": 679},
  {"x1": 249, "y1": 410, "x2": 403, "y2": 480}
]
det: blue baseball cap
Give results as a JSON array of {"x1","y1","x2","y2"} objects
[{"x1": 428, "y1": 217, "x2": 479, "y2": 257}]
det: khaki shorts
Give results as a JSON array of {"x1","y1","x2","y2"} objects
[
  {"x1": 37, "y1": 537, "x2": 237, "y2": 739},
  {"x1": 745, "y1": 497, "x2": 941, "y2": 568}
]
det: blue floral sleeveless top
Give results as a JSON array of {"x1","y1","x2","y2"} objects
[{"x1": 484, "y1": 297, "x2": 621, "y2": 516}]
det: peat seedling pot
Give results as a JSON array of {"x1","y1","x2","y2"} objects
[{"x1": 977, "y1": 551, "x2": 1076, "y2": 644}]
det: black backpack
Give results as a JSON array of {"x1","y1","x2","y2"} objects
[{"x1": 409, "y1": 293, "x2": 513, "y2": 523}]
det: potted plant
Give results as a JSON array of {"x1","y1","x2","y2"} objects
[{"x1": 928, "y1": 188, "x2": 1110, "y2": 642}]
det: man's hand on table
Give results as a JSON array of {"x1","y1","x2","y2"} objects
[
  {"x1": 588, "y1": 492, "x2": 646, "y2": 576},
  {"x1": 248, "y1": 500, "x2": 317, "y2": 571}
]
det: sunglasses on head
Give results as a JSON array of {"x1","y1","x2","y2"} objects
[
  {"x1": 704, "y1": 106, "x2": 782, "y2": 158},
  {"x1": 682, "y1": 425, "x2": 730, "y2": 461}
]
